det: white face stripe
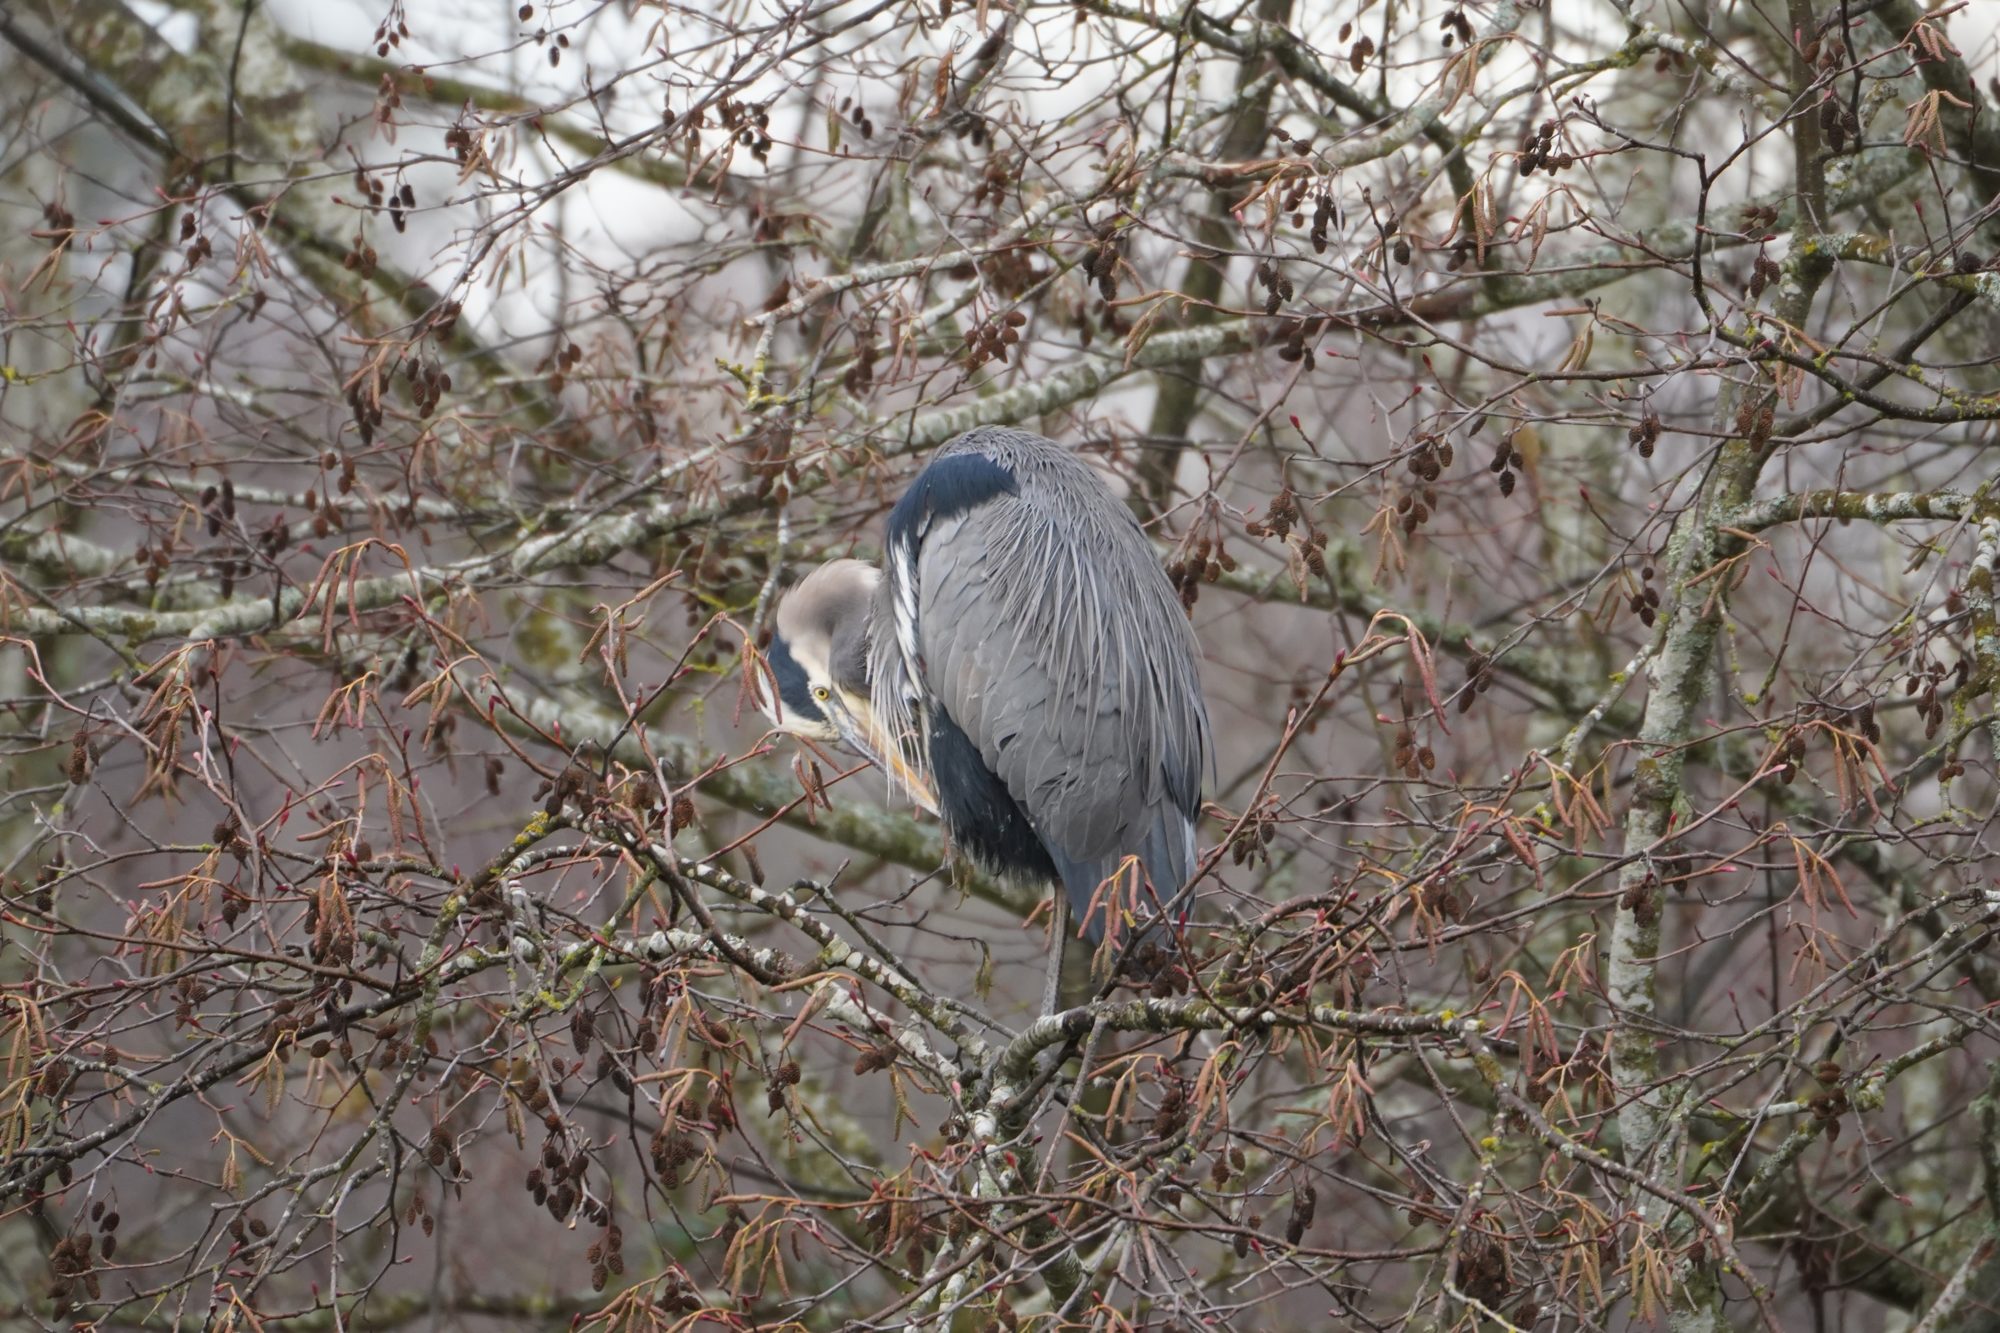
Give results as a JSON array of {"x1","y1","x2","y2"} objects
[{"x1": 784, "y1": 633, "x2": 834, "y2": 685}]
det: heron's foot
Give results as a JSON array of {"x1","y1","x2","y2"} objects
[
  {"x1": 1029, "y1": 1042, "x2": 1065, "y2": 1085},
  {"x1": 1022, "y1": 1033, "x2": 1087, "y2": 1112}
]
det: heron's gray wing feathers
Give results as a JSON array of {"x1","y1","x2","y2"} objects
[{"x1": 907, "y1": 429, "x2": 1209, "y2": 925}]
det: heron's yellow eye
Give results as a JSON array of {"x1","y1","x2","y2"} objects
[{"x1": 812, "y1": 685, "x2": 831, "y2": 702}]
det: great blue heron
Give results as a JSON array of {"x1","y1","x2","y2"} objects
[{"x1": 761, "y1": 426, "x2": 1211, "y2": 988}]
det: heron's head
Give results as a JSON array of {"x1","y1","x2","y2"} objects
[
  {"x1": 764, "y1": 559, "x2": 878, "y2": 745},
  {"x1": 764, "y1": 559, "x2": 936, "y2": 809}
]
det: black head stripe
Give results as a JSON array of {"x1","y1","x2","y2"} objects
[{"x1": 767, "y1": 635, "x2": 824, "y2": 723}]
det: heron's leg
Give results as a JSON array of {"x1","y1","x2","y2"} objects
[{"x1": 1040, "y1": 888, "x2": 1069, "y2": 1018}]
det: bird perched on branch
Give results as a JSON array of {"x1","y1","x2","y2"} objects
[{"x1": 761, "y1": 426, "x2": 1210, "y2": 998}]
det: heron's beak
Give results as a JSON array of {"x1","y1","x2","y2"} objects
[{"x1": 826, "y1": 691, "x2": 938, "y2": 816}]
